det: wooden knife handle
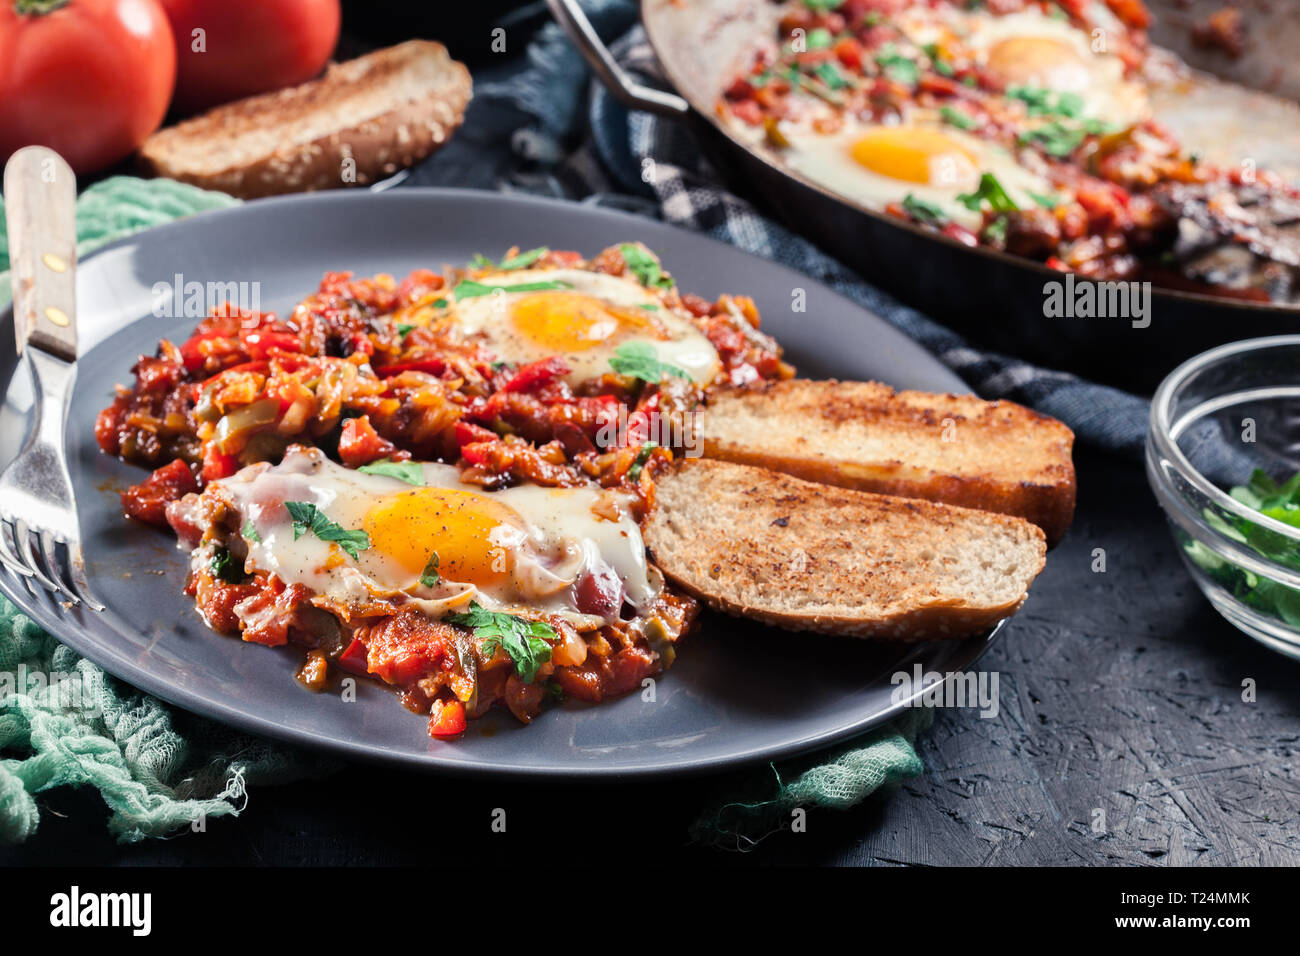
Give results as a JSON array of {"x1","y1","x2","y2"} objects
[{"x1": 4, "y1": 146, "x2": 78, "y2": 362}]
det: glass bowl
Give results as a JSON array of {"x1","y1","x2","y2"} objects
[{"x1": 1147, "y1": 335, "x2": 1300, "y2": 659}]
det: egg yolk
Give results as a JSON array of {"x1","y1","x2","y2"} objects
[
  {"x1": 362, "y1": 488, "x2": 524, "y2": 586},
  {"x1": 849, "y1": 127, "x2": 979, "y2": 187},
  {"x1": 510, "y1": 291, "x2": 651, "y2": 353},
  {"x1": 985, "y1": 36, "x2": 1090, "y2": 92}
]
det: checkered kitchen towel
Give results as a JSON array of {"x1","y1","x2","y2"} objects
[{"x1": 485, "y1": 0, "x2": 1150, "y2": 458}]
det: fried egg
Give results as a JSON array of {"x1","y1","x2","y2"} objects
[
  {"x1": 211, "y1": 446, "x2": 659, "y2": 629},
  {"x1": 959, "y1": 8, "x2": 1148, "y2": 126},
  {"x1": 780, "y1": 121, "x2": 1056, "y2": 230},
  {"x1": 448, "y1": 268, "x2": 722, "y2": 387}
]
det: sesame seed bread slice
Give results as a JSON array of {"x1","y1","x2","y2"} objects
[
  {"x1": 694, "y1": 379, "x2": 1076, "y2": 546},
  {"x1": 644, "y1": 458, "x2": 1047, "y2": 641},
  {"x1": 139, "y1": 41, "x2": 471, "y2": 199}
]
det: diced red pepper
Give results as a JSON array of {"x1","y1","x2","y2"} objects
[
  {"x1": 834, "y1": 37, "x2": 864, "y2": 71},
  {"x1": 239, "y1": 330, "x2": 302, "y2": 359},
  {"x1": 918, "y1": 74, "x2": 962, "y2": 97},
  {"x1": 338, "y1": 415, "x2": 398, "y2": 466},
  {"x1": 454, "y1": 421, "x2": 498, "y2": 447},
  {"x1": 730, "y1": 99, "x2": 763, "y2": 125},
  {"x1": 545, "y1": 251, "x2": 583, "y2": 267},
  {"x1": 428, "y1": 699, "x2": 467, "y2": 738},
  {"x1": 398, "y1": 268, "x2": 445, "y2": 303},
  {"x1": 121, "y1": 459, "x2": 198, "y2": 526},
  {"x1": 940, "y1": 222, "x2": 980, "y2": 247},
  {"x1": 134, "y1": 356, "x2": 182, "y2": 393},
  {"x1": 503, "y1": 357, "x2": 570, "y2": 393},
  {"x1": 376, "y1": 357, "x2": 446, "y2": 378},
  {"x1": 201, "y1": 445, "x2": 238, "y2": 483},
  {"x1": 178, "y1": 329, "x2": 231, "y2": 371},
  {"x1": 459, "y1": 440, "x2": 495, "y2": 466},
  {"x1": 605, "y1": 646, "x2": 658, "y2": 697},
  {"x1": 579, "y1": 394, "x2": 620, "y2": 447},
  {"x1": 198, "y1": 359, "x2": 270, "y2": 393},
  {"x1": 337, "y1": 638, "x2": 370, "y2": 676}
]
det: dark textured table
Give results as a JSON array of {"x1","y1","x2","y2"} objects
[{"x1": 4, "y1": 64, "x2": 1299, "y2": 867}]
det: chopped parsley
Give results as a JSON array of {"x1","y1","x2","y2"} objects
[
  {"x1": 956, "y1": 172, "x2": 1019, "y2": 213},
  {"x1": 1185, "y1": 469, "x2": 1300, "y2": 627},
  {"x1": 813, "y1": 61, "x2": 850, "y2": 91},
  {"x1": 628, "y1": 441, "x2": 659, "y2": 481},
  {"x1": 420, "y1": 552, "x2": 441, "y2": 588},
  {"x1": 1017, "y1": 121, "x2": 1088, "y2": 158},
  {"x1": 609, "y1": 341, "x2": 690, "y2": 382},
  {"x1": 449, "y1": 602, "x2": 557, "y2": 684},
  {"x1": 209, "y1": 546, "x2": 244, "y2": 584},
  {"x1": 806, "y1": 27, "x2": 833, "y2": 50},
  {"x1": 396, "y1": 323, "x2": 415, "y2": 338},
  {"x1": 875, "y1": 48, "x2": 919, "y2": 86},
  {"x1": 453, "y1": 278, "x2": 573, "y2": 299},
  {"x1": 1028, "y1": 190, "x2": 1060, "y2": 209},
  {"x1": 358, "y1": 459, "x2": 425, "y2": 486},
  {"x1": 901, "y1": 193, "x2": 946, "y2": 226},
  {"x1": 284, "y1": 502, "x2": 371, "y2": 560},
  {"x1": 1018, "y1": 117, "x2": 1119, "y2": 158},
  {"x1": 498, "y1": 247, "x2": 549, "y2": 270},
  {"x1": 939, "y1": 106, "x2": 978, "y2": 130},
  {"x1": 242, "y1": 521, "x2": 260, "y2": 543},
  {"x1": 1006, "y1": 85, "x2": 1084, "y2": 118},
  {"x1": 984, "y1": 216, "x2": 1010, "y2": 245},
  {"x1": 923, "y1": 43, "x2": 954, "y2": 77},
  {"x1": 619, "y1": 243, "x2": 674, "y2": 289},
  {"x1": 801, "y1": 0, "x2": 844, "y2": 10},
  {"x1": 468, "y1": 253, "x2": 495, "y2": 270}
]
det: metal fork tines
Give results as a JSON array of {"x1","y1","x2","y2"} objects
[
  {"x1": 2, "y1": 145, "x2": 102, "y2": 611},
  {"x1": 0, "y1": 348, "x2": 102, "y2": 610}
]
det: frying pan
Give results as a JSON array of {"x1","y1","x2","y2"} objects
[{"x1": 547, "y1": 0, "x2": 1300, "y2": 391}]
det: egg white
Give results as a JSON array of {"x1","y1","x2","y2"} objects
[
  {"x1": 449, "y1": 268, "x2": 722, "y2": 387},
  {"x1": 780, "y1": 121, "x2": 1057, "y2": 230},
  {"x1": 209, "y1": 446, "x2": 659, "y2": 629},
  {"x1": 959, "y1": 8, "x2": 1149, "y2": 126}
]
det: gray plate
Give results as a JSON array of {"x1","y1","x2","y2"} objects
[{"x1": 0, "y1": 188, "x2": 1002, "y2": 778}]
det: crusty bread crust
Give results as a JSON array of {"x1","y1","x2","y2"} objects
[
  {"x1": 695, "y1": 379, "x2": 1076, "y2": 546},
  {"x1": 139, "y1": 41, "x2": 471, "y2": 199},
  {"x1": 644, "y1": 458, "x2": 1047, "y2": 641}
]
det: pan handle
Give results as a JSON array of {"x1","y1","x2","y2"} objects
[{"x1": 545, "y1": 0, "x2": 691, "y2": 118}]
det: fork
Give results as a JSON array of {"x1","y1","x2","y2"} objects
[{"x1": 0, "y1": 146, "x2": 102, "y2": 610}]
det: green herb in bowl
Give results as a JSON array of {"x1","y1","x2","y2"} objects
[{"x1": 1184, "y1": 469, "x2": 1300, "y2": 626}]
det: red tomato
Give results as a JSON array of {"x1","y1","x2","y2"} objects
[
  {"x1": 0, "y1": 0, "x2": 176, "y2": 175},
  {"x1": 159, "y1": 0, "x2": 340, "y2": 115}
]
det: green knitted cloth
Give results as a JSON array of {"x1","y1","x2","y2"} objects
[
  {"x1": 0, "y1": 176, "x2": 240, "y2": 310},
  {"x1": 0, "y1": 176, "x2": 930, "y2": 848}
]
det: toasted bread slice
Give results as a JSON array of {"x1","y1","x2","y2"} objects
[
  {"x1": 139, "y1": 41, "x2": 471, "y2": 199},
  {"x1": 693, "y1": 379, "x2": 1076, "y2": 545},
  {"x1": 644, "y1": 458, "x2": 1046, "y2": 641}
]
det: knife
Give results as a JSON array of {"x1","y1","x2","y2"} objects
[{"x1": 4, "y1": 146, "x2": 79, "y2": 362}]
